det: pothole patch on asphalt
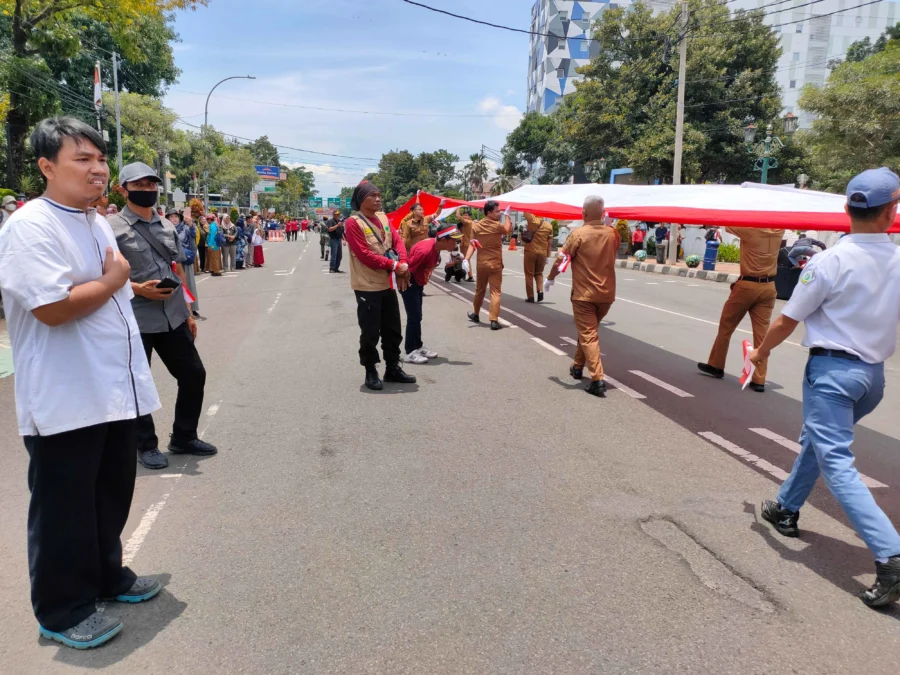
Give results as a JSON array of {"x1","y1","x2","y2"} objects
[{"x1": 640, "y1": 516, "x2": 777, "y2": 614}]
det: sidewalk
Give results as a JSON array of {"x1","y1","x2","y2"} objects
[{"x1": 617, "y1": 257, "x2": 743, "y2": 284}]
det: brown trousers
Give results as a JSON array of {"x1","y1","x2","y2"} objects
[
  {"x1": 473, "y1": 264, "x2": 503, "y2": 321},
  {"x1": 573, "y1": 300, "x2": 613, "y2": 382},
  {"x1": 523, "y1": 251, "x2": 547, "y2": 300},
  {"x1": 708, "y1": 280, "x2": 777, "y2": 384}
]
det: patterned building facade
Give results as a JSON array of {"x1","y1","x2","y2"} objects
[{"x1": 527, "y1": 0, "x2": 674, "y2": 114}]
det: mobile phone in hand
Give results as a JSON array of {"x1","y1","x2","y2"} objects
[{"x1": 157, "y1": 278, "x2": 181, "y2": 291}]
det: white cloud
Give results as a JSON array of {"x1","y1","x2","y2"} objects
[{"x1": 477, "y1": 97, "x2": 523, "y2": 132}]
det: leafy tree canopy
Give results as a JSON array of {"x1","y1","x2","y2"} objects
[{"x1": 368, "y1": 149, "x2": 459, "y2": 211}]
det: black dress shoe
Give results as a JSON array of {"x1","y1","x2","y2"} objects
[
  {"x1": 585, "y1": 380, "x2": 607, "y2": 397},
  {"x1": 490, "y1": 321, "x2": 502, "y2": 331},
  {"x1": 570, "y1": 364, "x2": 584, "y2": 380},
  {"x1": 538, "y1": 291, "x2": 544, "y2": 302},
  {"x1": 365, "y1": 366, "x2": 383, "y2": 391},
  {"x1": 168, "y1": 438, "x2": 218, "y2": 456},
  {"x1": 859, "y1": 556, "x2": 900, "y2": 607},
  {"x1": 465, "y1": 277, "x2": 475, "y2": 283},
  {"x1": 383, "y1": 364, "x2": 416, "y2": 384},
  {"x1": 467, "y1": 312, "x2": 480, "y2": 324},
  {"x1": 748, "y1": 382, "x2": 765, "y2": 392},
  {"x1": 697, "y1": 362, "x2": 725, "y2": 378},
  {"x1": 138, "y1": 448, "x2": 169, "y2": 470},
  {"x1": 525, "y1": 297, "x2": 535, "y2": 303}
]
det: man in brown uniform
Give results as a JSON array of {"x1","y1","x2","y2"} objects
[
  {"x1": 399, "y1": 203, "x2": 435, "y2": 251},
  {"x1": 462, "y1": 200, "x2": 511, "y2": 330},
  {"x1": 522, "y1": 212, "x2": 554, "y2": 303},
  {"x1": 698, "y1": 226, "x2": 783, "y2": 392},
  {"x1": 546, "y1": 196, "x2": 619, "y2": 397},
  {"x1": 456, "y1": 208, "x2": 476, "y2": 282}
]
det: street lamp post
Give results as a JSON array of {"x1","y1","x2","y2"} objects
[
  {"x1": 744, "y1": 113, "x2": 798, "y2": 185},
  {"x1": 203, "y1": 75, "x2": 255, "y2": 210}
]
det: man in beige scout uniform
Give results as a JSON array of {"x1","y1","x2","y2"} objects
[
  {"x1": 545, "y1": 195, "x2": 619, "y2": 397},
  {"x1": 399, "y1": 201, "x2": 438, "y2": 252},
  {"x1": 456, "y1": 207, "x2": 476, "y2": 282},
  {"x1": 698, "y1": 225, "x2": 783, "y2": 392},
  {"x1": 343, "y1": 181, "x2": 417, "y2": 391},
  {"x1": 522, "y1": 212, "x2": 553, "y2": 303},
  {"x1": 462, "y1": 200, "x2": 511, "y2": 331}
]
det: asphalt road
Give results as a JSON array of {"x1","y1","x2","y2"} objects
[{"x1": 1, "y1": 241, "x2": 899, "y2": 674}]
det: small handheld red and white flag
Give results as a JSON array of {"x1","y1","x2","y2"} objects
[
  {"x1": 471, "y1": 239, "x2": 482, "y2": 249},
  {"x1": 558, "y1": 253, "x2": 571, "y2": 274},
  {"x1": 172, "y1": 262, "x2": 196, "y2": 304},
  {"x1": 415, "y1": 189, "x2": 421, "y2": 204},
  {"x1": 740, "y1": 339, "x2": 755, "y2": 390}
]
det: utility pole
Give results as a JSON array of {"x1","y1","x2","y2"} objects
[
  {"x1": 669, "y1": 0, "x2": 688, "y2": 265},
  {"x1": 93, "y1": 61, "x2": 103, "y2": 133},
  {"x1": 111, "y1": 52, "x2": 124, "y2": 175}
]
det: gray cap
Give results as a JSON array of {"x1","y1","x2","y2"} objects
[{"x1": 120, "y1": 162, "x2": 161, "y2": 186}]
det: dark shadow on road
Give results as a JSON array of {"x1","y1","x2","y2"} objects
[
  {"x1": 427, "y1": 357, "x2": 473, "y2": 367},
  {"x1": 548, "y1": 375, "x2": 584, "y2": 391},
  {"x1": 47, "y1": 574, "x2": 186, "y2": 668},
  {"x1": 746, "y1": 502, "x2": 900, "y2": 621},
  {"x1": 359, "y1": 384, "x2": 421, "y2": 395}
]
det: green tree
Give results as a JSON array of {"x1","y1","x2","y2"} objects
[
  {"x1": 368, "y1": 149, "x2": 459, "y2": 211},
  {"x1": 462, "y1": 152, "x2": 489, "y2": 198},
  {"x1": 214, "y1": 147, "x2": 258, "y2": 207},
  {"x1": 103, "y1": 92, "x2": 185, "y2": 168},
  {"x1": 799, "y1": 40, "x2": 900, "y2": 192},
  {"x1": 501, "y1": 109, "x2": 578, "y2": 184},
  {"x1": 245, "y1": 135, "x2": 279, "y2": 166},
  {"x1": 0, "y1": 0, "x2": 206, "y2": 188},
  {"x1": 844, "y1": 22, "x2": 900, "y2": 63}
]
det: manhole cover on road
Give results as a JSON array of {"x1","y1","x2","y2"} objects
[{"x1": 640, "y1": 517, "x2": 776, "y2": 614}]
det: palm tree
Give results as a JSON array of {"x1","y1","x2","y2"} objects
[
  {"x1": 490, "y1": 170, "x2": 518, "y2": 196},
  {"x1": 464, "y1": 153, "x2": 489, "y2": 197}
]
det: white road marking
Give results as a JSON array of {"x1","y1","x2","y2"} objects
[
  {"x1": 699, "y1": 432, "x2": 790, "y2": 481},
  {"x1": 274, "y1": 270, "x2": 288, "y2": 273},
  {"x1": 445, "y1": 283, "x2": 540, "y2": 327},
  {"x1": 629, "y1": 370, "x2": 694, "y2": 397},
  {"x1": 431, "y1": 281, "x2": 516, "y2": 327},
  {"x1": 624, "y1": 278, "x2": 636, "y2": 281},
  {"x1": 207, "y1": 404, "x2": 220, "y2": 417},
  {"x1": 532, "y1": 337, "x2": 567, "y2": 356},
  {"x1": 123, "y1": 494, "x2": 171, "y2": 566},
  {"x1": 664, "y1": 280, "x2": 677, "y2": 283},
  {"x1": 196, "y1": 276, "x2": 210, "y2": 283},
  {"x1": 604, "y1": 376, "x2": 646, "y2": 399},
  {"x1": 749, "y1": 427, "x2": 888, "y2": 488},
  {"x1": 617, "y1": 296, "x2": 803, "y2": 348},
  {"x1": 290, "y1": 266, "x2": 296, "y2": 274},
  {"x1": 687, "y1": 284, "x2": 700, "y2": 287},
  {"x1": 158, "y1": 474, "x2": 184, "y2": 479},
  {"x1": 561, "y1": 336, "x2": 578, "y2": 346},
  {"x1": 646, "y1": 282, "x2": 658, "y2": 285},
  {"x1": 267, "y1": 292, "x2": 282, "y2": 314}
]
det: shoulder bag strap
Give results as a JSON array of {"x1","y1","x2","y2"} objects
[{"x1": 131, "y1": 220, "x2": 175, "y2": 267}]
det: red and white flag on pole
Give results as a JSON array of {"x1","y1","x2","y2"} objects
[
  {"x1": 740, "y1": 339, "x2": 755, "y2": 390},
  {"x1": 172, "y1": 262, "x2": 196, "y2": 304},
  {"x1": 94, "y1": 62, "x2": 103, "y2": 111}
]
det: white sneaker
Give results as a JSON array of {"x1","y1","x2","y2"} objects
[
  {"x1": 403, "y1": 351, "x2": 428, "y2": 364},
  {"x1": 418, "y1": 346, "x2": 438, "y2": 359}
]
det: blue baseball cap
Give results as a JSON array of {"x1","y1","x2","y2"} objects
[{"x1": 846, "y1": 167, "x2": 900, "y2": 209}]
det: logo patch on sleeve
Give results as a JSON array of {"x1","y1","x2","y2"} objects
[{"x1": 800, "y1": 269, "x2": 816, "y2": 285}]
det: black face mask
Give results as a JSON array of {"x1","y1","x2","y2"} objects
[{"x1": 128, "y1": 190, "x2": 158, "y2": 209}]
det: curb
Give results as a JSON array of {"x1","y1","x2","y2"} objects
[{"x1": 615, "y1": 259, "x2": 739, "y2": 285}]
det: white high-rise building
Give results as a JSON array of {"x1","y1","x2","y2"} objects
[
  {"x1": 730, "y1": 0, "x2": 899, "y2": 128},
  {"x1": 527, "y1": 0, "x2": 675, "y2": 114}
]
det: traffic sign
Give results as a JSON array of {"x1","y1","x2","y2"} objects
[
  {"x1": 327, "y1": 197, "x2": 342, "y2": 209},
  {"x1": 308, "y1": 197, "x2": 323, "y2": 208},
  {"x1": 344, "y1": 198, "x2": 352, "y2": 209}
]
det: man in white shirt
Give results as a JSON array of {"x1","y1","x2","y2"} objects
[
  {"x1": 750, "y1": 167, "x2": 900, "y2": 608},
  {"x1": 0, "y1": 117, "x2": 163, "y2": 649}
]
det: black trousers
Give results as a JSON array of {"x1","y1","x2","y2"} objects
[
  {"x1": 400, "y1": 280, "x2": 424, "y2": 355},
  {"x1": 138, "y1": 322, "x2": 206, "y2": 452},
  {"x1": 197, "y1": 245, "x2": 207, "y2": 271},
  {"x1": 355, "y1": 289, "x2": 402, "y2": 367},
  {"x1": 24, "y1": 420, "x2": 138, "y2": 631}
]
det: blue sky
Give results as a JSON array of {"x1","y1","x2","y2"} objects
[{"x1": 165, "y1": 0, "x2": 531, "y2": 195}]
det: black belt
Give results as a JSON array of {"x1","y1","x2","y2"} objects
[
  {"x1": 739, "y1": 275, "x2": 776, "y2": 283},
  {"x1": 810, "y1": 347, "x2": 860, "y2": 361}
]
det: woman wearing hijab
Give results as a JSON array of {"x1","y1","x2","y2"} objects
[
  {"x1": 235, "y1": 217, "x2": 247, "y2": 270},
  {"x1": 205, "y1": 215, "x2": 223, "y2": 276},
  {"x1": 197, "y1": 214, "x2": 209, "y2": 273},
  {"x1": 252, "y1": 217, "x2": 266, "y2": 267},
  {"x1": 220, "y1": 214, "x2": 238, "y2": 272},
  {"x1": 343, "y1": 181, "x2": 416, "y2": 391}
]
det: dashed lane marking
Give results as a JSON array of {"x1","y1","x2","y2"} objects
[
  {"x1": 617, "y1": 296, "x2": 803, "y2": 348},
  {"x1": 446, "y1": 283, "x2": 539, "y2": 327},
  {"x1": 207, "y1": 404, "x2": 220, "y2": 417},
  {"x1": 629, "y1": 370, "x2": 694, "y2": 398},
  {"x1": 604, "y1": 376, "x2": 646, "y2": 399},
  {"x1": 267, "y1": 292, "x2": 282, "y2": 314},
  {"x1": 561, "y1": 336, "x2": 578, "y2": 346},
  {"x1": 429, "y1": 281, "x2": 516, "y2": 328},
  {"x1": 532, "y1": 337, "x2": 567, "y2": 356},
  {"x1": 699, "y1": 431, "x2": 790, "y2": 481},
  {"x1": 749, "y1": 427, "x2": 888, "y2": 488}
]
